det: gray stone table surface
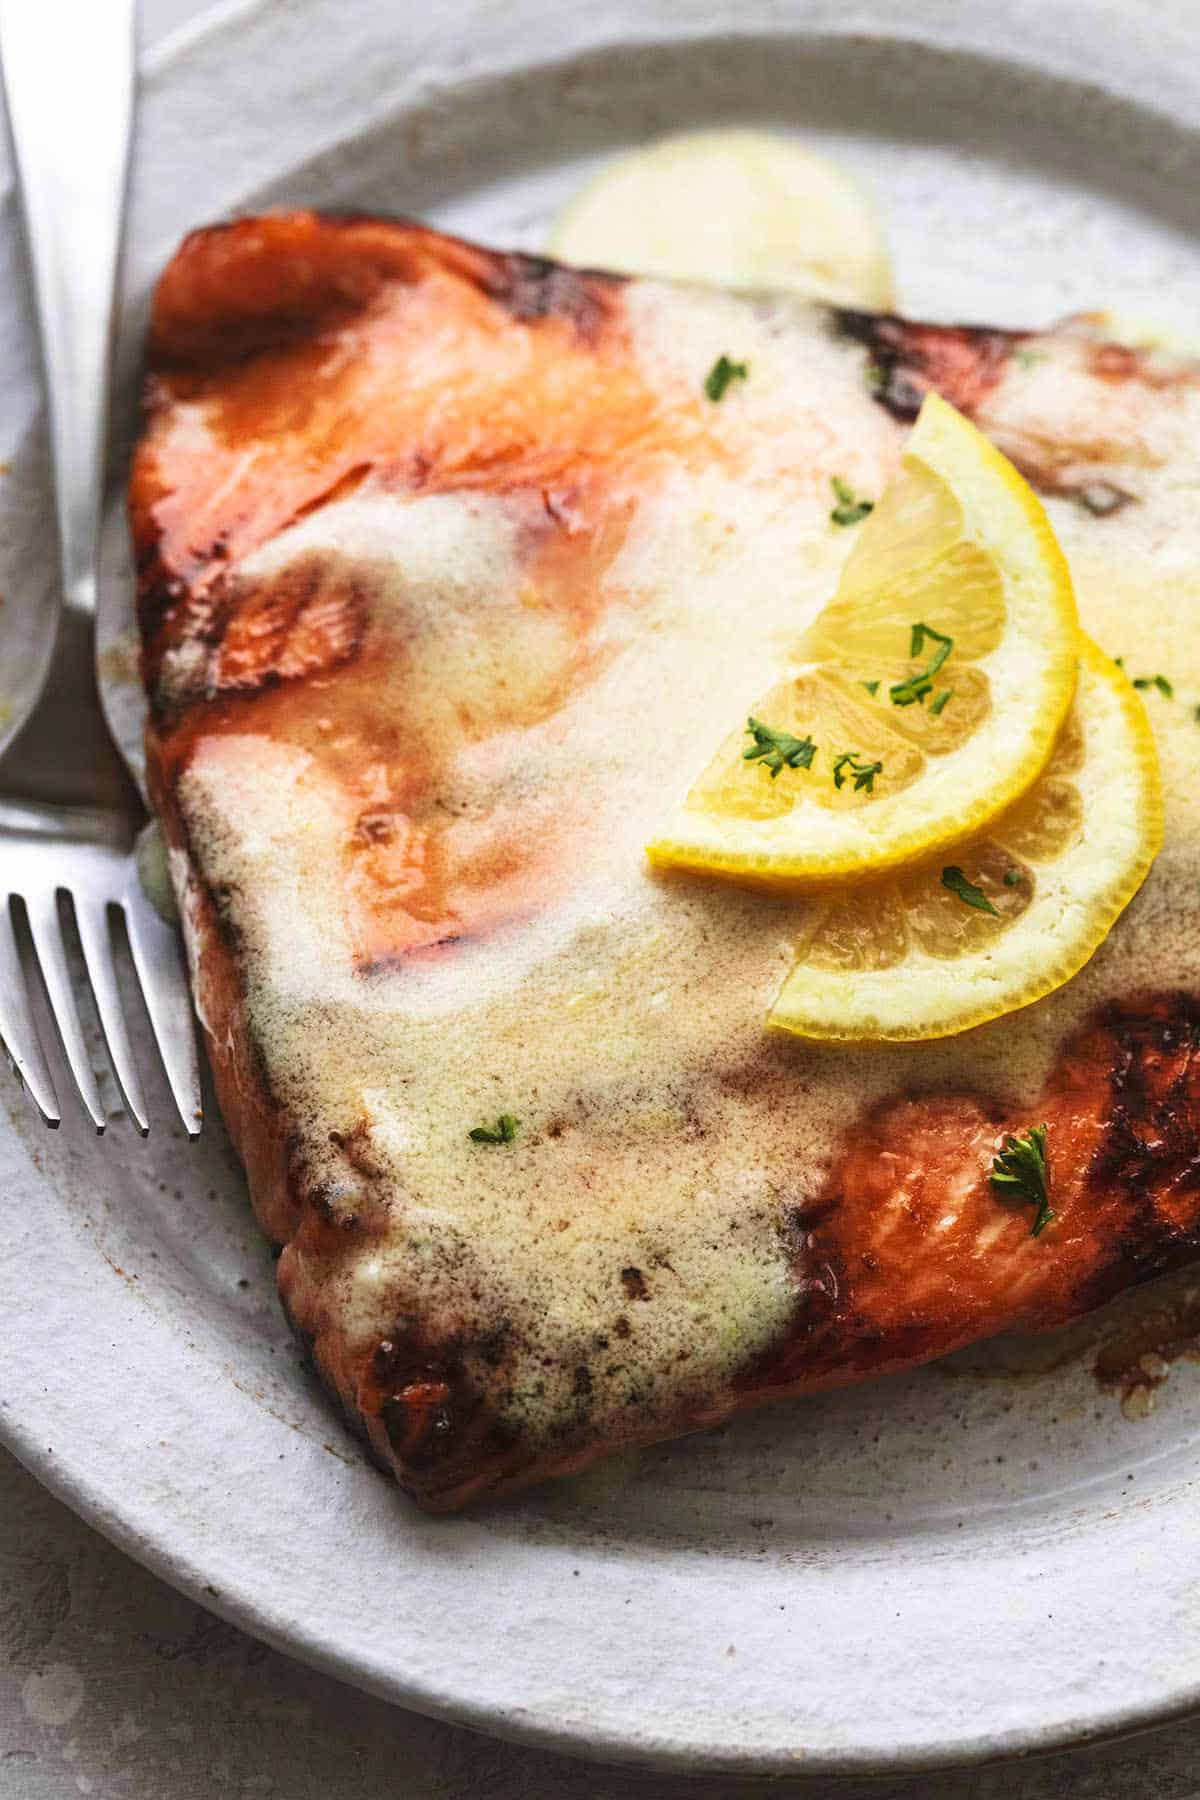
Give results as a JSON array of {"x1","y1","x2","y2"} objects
[{"x1": 4, "y1": 0, "x2": 1200, "y2": 1794}]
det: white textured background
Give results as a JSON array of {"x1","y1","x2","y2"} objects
[{"x1": 4, "y1": 1, "x2": 1200, "y2": 1794}]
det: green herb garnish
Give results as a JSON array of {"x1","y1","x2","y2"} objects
[
  {"x1": 1129, "y1": 671, "x2": 1174, "y2": 697},
  {"x1": 991, "y1": 1123, "x2": 1055, "y2": 1237},
  {"x1": 929, "y1": 688, "x2": 954, "y2": 716},
  {"x1": 705, "y1": 355, "x2": 749, "y2": 402},
  {"x1": 1003, "y1": 869, "x2": 1023, "y2": 887},
  {"x1": 890, "y1": 673, "x2": 936, "y2": 708},
  {"x1": 743, "y1": 717, "x2": 818, "y2": 778},
  {"x1": 861, "y1": 680, "x2": 881, "y2": 697},
  {"x1": 830, "y1": 475, "x2": 875, "y2": 528},
  {"x1": 940, "y1": 865, "x2": 1000, "y2": 916},
  {"x1": 909, "y1": 622, "x2": 954, "y2": 669},
  {"x1": 469, "y1": 1113, "x2": 519, "y2": 1145},
  {"x1": 832, "y1": 752, "x2": 884, "y2": 794},
  {"x1": 889, "y1": 622, "x2": 955, "y2": 707}
]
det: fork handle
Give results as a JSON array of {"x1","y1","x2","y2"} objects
[{"x1": 0, "y1": 0, "x2": 136, "y2": 620}]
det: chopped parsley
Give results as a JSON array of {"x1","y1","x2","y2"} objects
[
  {"x1": 832, "y1": 752, "x2": 883, "y2": 793},
  {"x1": 991, "y1": 1123, "x2": 1055, "y2": 1237},
  {"x1": 1119, "y1": 658, "x2": 1174, "y2": 697},
  {"x1": 861, "y1": 679, "x2": 881, "y2": 697},
  {"x1": 743, "y1": 717, "x2": 818, "y2": 778},
  {"x1": 941, "y1": 865, "x2": 1000, "y2": 916},
  {"x1": 830, "y1": 475, "x2": 875, "y2": 528},
  {"x1": 1003, "y1": 868, "x2": 1024, "y2": 887},
  {"x1": 909, "y1": 621, "x2": 954, "y2": 668},
  {"x1": 889, "y1": 622, "x2": 955, "y2": 707},
  {"x1": 889, "y1": 672, "x2": 935, "y2": 709},
  {"x1": 929, "y1": 688, "x2": 954, "y2": 716},
  {"x1": 1131, "y1": 672, "x2": 1174, "y2": 697},
  {"x1": 704, "y1": 355, "x2": 749, "y2": 401},
  {"x1": 469, "y1": 1113, "x2": 519, "y2": 1145}
]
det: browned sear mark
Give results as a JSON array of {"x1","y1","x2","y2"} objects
[
  {"x1": 621, "y1": 1266, "x2": 650, "y2": 1301},
  {"x1": 837, "y1": 308, "x2": 1018, "y2": 421}
]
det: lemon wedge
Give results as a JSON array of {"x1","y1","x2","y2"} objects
[
  {"x1": 769, "y1": 637, "x2": 1162, "y2": 1042},
  {"x1": 548, "y1": 127, "x2": 894, "y2": 308},
  {"x1": 647, "y1": 394, "x2": 1080, "y2": 886}
]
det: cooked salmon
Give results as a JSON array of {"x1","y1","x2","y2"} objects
[{"x1": 133, "y1": 212, "x2": 1200, "y2": 1510}]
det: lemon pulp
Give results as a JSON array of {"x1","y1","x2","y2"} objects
[
  {"x1": 648, "y1": 394, "x2": 1080, "y2": 884},
  {"x1": 769, "y1": 639, "x2": 1162, "y2": 1041}
]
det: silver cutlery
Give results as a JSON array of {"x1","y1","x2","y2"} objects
[{"x1": 0, "y1": 0, "x2": 200, "y2": 1136}]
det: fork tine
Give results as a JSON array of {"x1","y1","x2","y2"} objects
[
  {"x1": 21, "y1": 888, "x2": 107, "y2": 1133},
  {"x1": 122, "y1": 894, "x2": 202, "y2": 1139},
  {"x1": 73, "y1": 893, "x2": 149, "y2": 1137},
  {"x1": 0, "y1": 896, "x2": 60, "y2": 1127}
]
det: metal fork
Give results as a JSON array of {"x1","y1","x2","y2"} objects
[{"x1": 0, "y1": 0, "x2": 200, "y2": 1137}]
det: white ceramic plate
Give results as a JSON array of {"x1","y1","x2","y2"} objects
[{"x1": 3, "y1": 0, "x2": 1200, "y2": 1774}]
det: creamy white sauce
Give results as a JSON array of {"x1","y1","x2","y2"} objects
[{"x1": 176, "y1": 284, "x2": 1200, "y2": 1448}]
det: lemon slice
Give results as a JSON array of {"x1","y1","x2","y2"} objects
[
  {"x1": 769, "y1": 638, "x2": 1162, "y2": 1042},
  {"x1": 548, "y1": 128, "x2": 893, "y2": 308},
  {"x1": 647, "y1": 394, "x2": 1080, "y2": 885}
]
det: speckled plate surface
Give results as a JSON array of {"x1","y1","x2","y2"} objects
[{"x1": 3, "y1": 0, "x2": 1200, "y2": 1774}]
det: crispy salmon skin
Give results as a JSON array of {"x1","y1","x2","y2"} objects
[{"x1": 133, "y1": 212, "x2": 1200, "y2": 1510}]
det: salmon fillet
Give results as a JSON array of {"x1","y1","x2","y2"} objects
[{"x1": 132, "y1": 212, "x2": 1200, "y2": 1511}]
